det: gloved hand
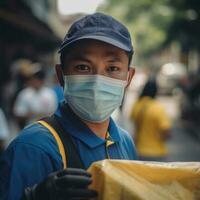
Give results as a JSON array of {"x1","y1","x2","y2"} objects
[{"x1": 22, "y1": 168, "x2": 97, "y2": 200}]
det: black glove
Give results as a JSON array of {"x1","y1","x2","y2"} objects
[{"x1": 22, "y1": 168, "x2": 97, "y2": 200}]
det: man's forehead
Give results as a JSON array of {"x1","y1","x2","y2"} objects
[{"x1": 62, "y1": 39, "x2": 129, "y2": 59}]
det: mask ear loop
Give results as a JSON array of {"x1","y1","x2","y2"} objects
[
  {"x1": 63, "y1": 75, "x2": 69, "y2": 92},
  {"x1": 125, "y1": 66, "x2": 135, "y2": 88},
  {"x1": 126, "y1": 72, "x2": 130, "y2": 87}
]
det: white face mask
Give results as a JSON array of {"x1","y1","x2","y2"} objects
[{"x1": 63, "y1": 75, "x2": 127, "y2": 123}]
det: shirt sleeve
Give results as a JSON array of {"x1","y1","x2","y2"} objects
[
  {"x1": 13, "y1": 91, "x2": 30, "y2": 117},
  {"x1": 0, "y1": 143, "x2": 56, "y2": 200}
]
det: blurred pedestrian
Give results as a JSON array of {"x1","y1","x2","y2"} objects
[
  {"x1": 13, "y1": 63, "x2": 57, "y2": 129},
  {"x1": 11, "y1": 59, "x2": 34, "y2": 94},
  {"x1": 52, "y1": 73, "x2": 64, "y2": 103},
  {"x1": 0, "y1": 108, "x2": 9, "y2": 157},
  {"x1": 130, "y1": 78, "x2": 171, "y2": 161},
  {"x1": 3, "y1": 59, "x2": 33, "y2": 118}
]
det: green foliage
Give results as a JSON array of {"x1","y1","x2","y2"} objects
[
  {"x1": 99, "y1": 0, "x2": 200, "y2": 61},
  {"x1": 98, "y1": 0, "x2": 174, "y2": 62},
  {"x1": 166, "y1": 0, "x2": 200, "y2": 52}
]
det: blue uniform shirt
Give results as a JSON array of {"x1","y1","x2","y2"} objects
[{"x1": 0, "y1": 103, "x2": 137, "y2": 200}]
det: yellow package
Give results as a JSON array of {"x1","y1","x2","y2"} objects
[{"x1": 88, "y1": 160, "x2": 200, "y2": 200}]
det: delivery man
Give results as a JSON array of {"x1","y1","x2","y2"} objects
[{"x1": 0, "y1": 12, "x2": 137, "y2": 200}]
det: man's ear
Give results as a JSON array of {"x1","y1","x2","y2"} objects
[
  {"x1": 55, "y1": 64, "x2": 64, "y2": 87},
  {"x1": 126, "y1": 67, "x2": 135, "y2": 88}
]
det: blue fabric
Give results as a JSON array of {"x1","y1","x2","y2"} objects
[{"x1": 0, "y1": 103, "x2": 137, "y2": 200}]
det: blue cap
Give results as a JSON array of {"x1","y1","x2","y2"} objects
[{"x1": 59, "y1": 13, "x2": 134, "y2": 54}]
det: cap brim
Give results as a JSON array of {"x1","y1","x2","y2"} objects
[{"x1": 59, "y1": 35, "x2": 132, "y2": 53}]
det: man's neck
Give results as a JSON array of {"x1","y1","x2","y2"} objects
[
  {"x1": 82, "y1": 119, "x2": 110, "y2": 139},
  {"x1": 64, "y1": 104, "x2": 110, "y2": 138}
]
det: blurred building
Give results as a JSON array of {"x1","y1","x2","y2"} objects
[{"x1": 0, "y1": 0, "x2": 63, "y2": 105}]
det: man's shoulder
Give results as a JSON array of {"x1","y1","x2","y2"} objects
[
  {"x1": 117, "y1": 126, "x2": 132, "y2": 142},
  {"x1": 9, "y1": 122, "x2": 58, "y2": 155},
  {"x1": 116, "y1": 125, "x2": 137, "y2": 159},
  {"x1": 109, "y1": 118, "x2": 133, "y2": 143}
]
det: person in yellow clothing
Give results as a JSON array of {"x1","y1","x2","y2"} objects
[{"x1": 130, "y1": 78, "x2": 171, "y2": 161}]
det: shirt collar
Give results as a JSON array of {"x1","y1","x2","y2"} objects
[{"x1": 55, "y1": 102, "x2": 121, "y2": 148}]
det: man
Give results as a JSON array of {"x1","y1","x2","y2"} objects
[{"x1": 0, "y1": 13, "x2": 136, "y2": 200}]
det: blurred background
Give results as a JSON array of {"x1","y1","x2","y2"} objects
[{"x1": 0, "y1": 0, "x2": 199, "y2": 161}]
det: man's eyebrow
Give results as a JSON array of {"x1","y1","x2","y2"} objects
[{"x1": 106, "y1": 53, "x2": 123, "y2": 62}]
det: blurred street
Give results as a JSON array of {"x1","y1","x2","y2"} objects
[
  {"x1": 168, "y1": 125, "x2": 200, "y2": 161},
  {"x1": 158, "y1": 96, "x2": 200, "y2": 161}
]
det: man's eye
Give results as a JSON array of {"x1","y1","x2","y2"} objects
[
  {"x1": 76, "y1": 65, "x2": 90, "y2": 71},
  {"x1": 107, "y1": 66, "x2": 120, "y2": 72}
]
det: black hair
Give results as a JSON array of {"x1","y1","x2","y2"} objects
[{"x1": 140, "y1": 79, "x2": 158, "y2": 99}]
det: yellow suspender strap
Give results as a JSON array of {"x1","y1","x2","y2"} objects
[{"x1": 37, "y1": 120, "x2": 67, "y2": 169}]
